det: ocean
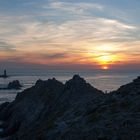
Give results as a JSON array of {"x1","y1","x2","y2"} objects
[{"x1": 0, "y1": 70, "x2": 139, "y2": 104}]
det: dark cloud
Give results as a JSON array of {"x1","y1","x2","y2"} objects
[{"x1": 41, "y1": 53, "x2": 69, "y2": 59}]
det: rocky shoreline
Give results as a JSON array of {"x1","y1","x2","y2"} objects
[{"x1": 0, "y1": 75, "x2": 140, "y2": 140}]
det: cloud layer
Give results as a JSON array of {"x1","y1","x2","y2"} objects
[{"x1": 0, "y1": 0, "x2": 139, "y2": 69}]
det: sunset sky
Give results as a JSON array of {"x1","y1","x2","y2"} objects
[{"x1": 0, "y1": 0, "x2": 140, "y2": 71}]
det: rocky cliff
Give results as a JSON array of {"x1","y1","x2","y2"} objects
[{"x1": 0, "y1": 75, "x2": 140, "y2": 140}]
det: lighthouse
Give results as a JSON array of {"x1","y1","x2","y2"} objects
[
  {"x1": 4, "y1": 69, "x2": 7, "y2": 77},
  {"x1": 0, "y1": 69, "x2": 8, "y2": 78}
]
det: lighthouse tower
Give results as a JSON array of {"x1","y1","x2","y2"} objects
[{"x1": 4, "y1": 69, "x2": 7, "y2": 77}]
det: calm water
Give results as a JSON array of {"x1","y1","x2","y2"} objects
[{"x1": 0, "y1": 70, "x2": 139, "y2": 104}]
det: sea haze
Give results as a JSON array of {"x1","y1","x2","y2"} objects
[{"x1": 0, "y1": 69, "x2": 139, "y2": 104}]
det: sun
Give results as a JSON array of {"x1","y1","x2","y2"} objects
[
  {"x1": 102, "y1": 66, "x2": 109, "y2": 70},
  {"x1": 89, "y1": 44, "x2": 119, "y2": 70},
  {"x1": 95, "y1": 55, "x2": 117, "y2": 70}
]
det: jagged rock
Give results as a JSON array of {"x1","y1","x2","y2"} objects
[
  {"x1": 113, "y1": 76, "x2": 140, "y2": 95},
  {"x1": 0, "y1": 102, "x2": 9, "y2": 112},
  {"x1": 0, "y1": 75, "x2": 140, "y2": 140},
  {"x1": 0, "y1": 102, "x2": 10, "y2": 120},
  {"x1": 7, "y1": 80, "x2": 22, "y2": 90},
  {"x1": 0, "y1": 80, "x2": 22, "y2": 90}
]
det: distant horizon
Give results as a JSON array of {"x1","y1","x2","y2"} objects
[
  {"x1": 0, "y1": 66, "x2": 139, "y2": 76},
  {"x1": 0, "y1": 66, "x2": 139, "y2": 92}
]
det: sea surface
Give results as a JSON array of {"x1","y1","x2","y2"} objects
[{"x1": 0, "y1": 70, "x2": 139, "y2": 104}]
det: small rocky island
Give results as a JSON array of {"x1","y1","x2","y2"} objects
[
  {"x1": 0, "y1": 75, "x2": 140, "y2": 140},
  {"x1": 0, "y1": 80, "x2": 22, "y2": 90}
]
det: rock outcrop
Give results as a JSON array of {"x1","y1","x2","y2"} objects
[
  {"x1": 7, "y1": 80, "x2": 22, "y2": 90},
  {"x1": 113, "y1": 76, "x2": 140, "y2": 95},
  {"x1": 0, "y1": 80, "x2": 22, "y2": 90},
  {"x1": 0, "y1": 75, "x2": 140, "y2": 140}
]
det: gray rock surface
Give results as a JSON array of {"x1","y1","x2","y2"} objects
[{"x1": 0, "y1": 75, "x2": 140, "y2": 140}]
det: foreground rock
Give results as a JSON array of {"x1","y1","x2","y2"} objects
[
  {"x1": 0, "y1": 80, "x2": 22, "y2": 90},
  {"x1": 0, "y1": 75, "x2": 140, "y2": 140}
]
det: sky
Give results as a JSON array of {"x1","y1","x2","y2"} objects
[{"x1": 0, "y1": 0, "x2": 140, "y2": 71}]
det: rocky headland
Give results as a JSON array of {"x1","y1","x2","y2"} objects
[{"x1": 0, "y1": 75, "x2": 140, "y2": 140}]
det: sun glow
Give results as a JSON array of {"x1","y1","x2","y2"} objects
[
  {"x1": 96, "y1": 55, "x2": 116, "y2": 70},
  {"x1": 99, "y1": 55, "x2": 112, "y2": 64},
  {"x1": 96, "y1": 55, "x2": 117, "y2": 64},
  {"x1": 102, "y1": 66, "x2": 109, "y2": 70},
  {"x1": 92, "y1": 44, "x2": 119, "y2": 70},
  {"x1": 94, "y1": 52, "x2": 118, "y2": 70},
  {"x1": 97, "y1": 45, "x2": 115, "y2": 52}
]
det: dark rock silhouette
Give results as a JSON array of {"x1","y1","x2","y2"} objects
[
  {"x1": 0, "y1": 80, "x2": 22, "y2": 90},
  {"x1": 0, "y1": 75, "x2": 140, "y2": 140},
  {"x1": 113, "y1": 76, "x2": 140, "y2": 95},
  {"x1": 7, "y1": 80, "x2": 22, "y2": 90}
]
